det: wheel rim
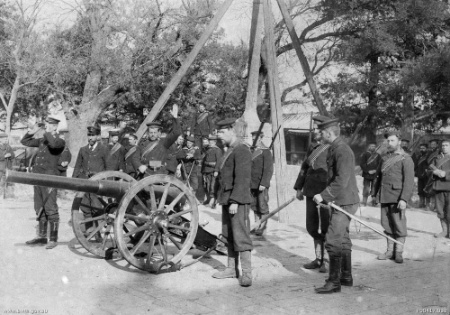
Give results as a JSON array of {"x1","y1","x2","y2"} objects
[
  {"x1": 71, "y1": 171, "x2": 136, "y2": 258},
  {"x1": 114, "y1": 174, "x2": 198, "y2": 272}
]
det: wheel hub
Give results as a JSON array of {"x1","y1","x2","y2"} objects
[{"x1": 148, "y1": 210, "x2": 169, "y2": 234}]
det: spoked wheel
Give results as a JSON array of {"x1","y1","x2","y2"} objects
[
  {"x1": 114, "y1": 175, "x2": 199, "y2": 273},
  {"x1": 71, "y1": 171, "x2": 136, "y2": 258}
]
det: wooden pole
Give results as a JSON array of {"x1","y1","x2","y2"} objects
[
  {"x1": 237, "y1": 0, "x2": 264, "y2": 141},
  {"x1": 136, "y1": 0, "x2": 235, "y2": 140},
  {"x1": 263, "y1": 0, "x2": 288, "y2": 222},
  {"x1": 275, "y1": 0, "x2": 328, "y2": 116}
]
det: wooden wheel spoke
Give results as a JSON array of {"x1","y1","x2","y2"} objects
[
  {"x1": 124, "y1": 225, "x2": 149, "y2": 238},
  {"x1": 133, "y1": 196, "x2": 151, "y2": 214},
  {"x1": 93, "y1": 195, "x2": 108, "y2": 207},
  {"x1": 167, "y1": 223, "x2": 192, "y2": 232},
  {"x1": 168, "y1": 208, "x2": 192, "y2": 220},
  {"x1": 148, "y1": 185, "x2": 158, "y2": 211},
  {"x1": 165, "y1": 192, "x2": 186, "y2": 213},
  {"x1": 163, "y1": 228, "x2": 183, "y2": 250},
  {"x1": 80, "y1": 214, "x2": 106, "y2": 224},
  {"x1": 159, "y1": 236, "x2": 168, "y2": 263},
  {"x1": 130, "y1": 231, "x2": 151, "y2": 256},
  {"x1": 125, "y1": 213, "x2": 149, "y2": 223},
  {"x1": 158, "y1": 183, "x2": 171, "y2": 211},
  {"x1": 86, "y1": 223, "x2": 104, "y2": 241},
  {"x1": 80, "y1": 203, "x2": 105, "y2": 212},
  {"x1": 145, "y1": 235, "x2": 157, "y2": 269}
]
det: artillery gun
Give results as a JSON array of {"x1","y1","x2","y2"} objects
[{"x1": 6, "y1": 170, "x2": 224, "y2": 273}]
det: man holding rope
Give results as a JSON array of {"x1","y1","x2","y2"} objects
[
  {"x1": 312, "y1": 118, "x2": 360, "y2": 294},
  {"x1": 372, "y1": 131, "x2": 414, "y2": 264}
]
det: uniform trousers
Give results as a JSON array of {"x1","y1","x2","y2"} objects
[
  {"x1": 417, "y1": 177, "x2": 428, "y2": 197},
  {"x1": 34, "y1": 186, "x2": 59, "y2": 222},
  {"x1": 362, "y1": 178, "x2": 375, "y2": 198},
  {"x1": 203, "y1": 173, "x2": 218, "y2": 198},
  {"x1": 306, "y1": 196, "x2": 330, "y2": 241},
  {"x1": 380, "y1": 203, "x2": 408, "y2": 238},
  {"x1": 435, "y1": 191, "x2": 450, "y2": 223},
  {"x1": 250, "y1": 189, "x2": 269, "y2": 215},
  {"x1": 325, "y1": 203, "x2": 358, "y2": 256},
  {"x1": 222, "y1": 204, "x2": 253, "y2": 252}
]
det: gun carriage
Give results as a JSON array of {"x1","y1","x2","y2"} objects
[{"x1": 6, "y1": 169, "x2": 223, "y2": 273}]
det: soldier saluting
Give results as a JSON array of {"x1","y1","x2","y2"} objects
[
  {"x1": 250, "y1": 130, "x2": 273, "y2": 236},
  {"x1": 21, "y1": 117, "x2": 65, "y2": 249},
  {"x1": 372, "y1": 131, "x2": 414, "y2": 264},
  {"x1": 212, "y1": 118, "x2": 253, "y2": 287},
  {"x1": 312, "y1": 118, "x2": 360, "y2": 294},
  {"x1": 138, "y1": 104, "x2": 181, "y2": 176}
]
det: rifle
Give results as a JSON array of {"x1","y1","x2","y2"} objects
[
  {"x1": 251, "y1": 121, "x2": 266, "y2": 150},
  {"x1": 269, "y1": 124, "x2": 283, "y2": 150}
]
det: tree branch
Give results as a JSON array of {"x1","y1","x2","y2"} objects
[{"x1": 0, "y1": 92, "x2": 8, "y2": 111}]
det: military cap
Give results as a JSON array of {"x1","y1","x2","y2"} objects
[
  {"x1": 58, "y1": 127, "x2": 69, "y2": 133},
  {"x1": 186, "y1": 135, "x2": 195, "y2": 142},
  {"x1": 45, "y1": 116, "x2": 60, "y2": 125},
  {"x1": 317, "y1": 118, "x2": 339, "y2": 130},
  {"x1": 208, "y1": 134, "x2": 218, "y2": 140},
  {"x1": 419, "y1": 143, "x2": 428, "y2": 148},
  {"x1": 383, "y1": 130, "x2": 400, "y2": 139},
  {"x1": 128, "y1": 133, "x2": 138, "y2": 140},
  {"x1": 0, "y1": 132, "x2": 8, "y2": 138},
  {"x1": 251, "y1": 131, "x2": 264, "y2": 137},
  {"x1": 146, "y1": 121, "x2": 162, "y2": 129},
  {"x1": 216, "y1": 118, "x2": 237, "y2": 129},
  {"x1": 368, "y1": 141, "x2": 377, "y2": 145},
  {"x1": 429, "y1": 138, "x2": 440, "y2": 143},
  {"x1": 401, "y1": 138, "x2": 410, "y2": 143},
  {"x1": 109, "y1": 129, "x2": 120, "y2": 137},
  {"x1": 87, "y1": 125, "x2": 101, "y2": 136},
  {"x1": 312, "y1": 115, "x2": 332, "y2": 123},
  {"x1": 37, "y1": 122, "x2": 45, "y2": 128}
]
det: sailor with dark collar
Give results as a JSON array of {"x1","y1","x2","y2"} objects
[
  {"x1": 123, "y1": 134, "x2": 141, "y2": 178},
  {"x1": 106, "y1": 129, "x2": 126, "y2": 171},
  {"x1": 190, "y1": 103, "x2": 214, "y2": 149}
]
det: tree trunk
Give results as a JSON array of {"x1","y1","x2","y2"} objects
[
  {"x1": 401, "y1": 91, "x2": 414, "y2": 142},
  {"x1": 6, "y1": 76, "x2": 21, "y2": 140}
]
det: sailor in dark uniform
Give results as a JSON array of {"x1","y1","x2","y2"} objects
[
  {"x1": 212, "y1": 118, "x2": 253, "y2": 287},
  {"x1": 250, "y1": 131, "x2": 273, "y2": 236},
  {"x1": 177, "y1": 135, "x2": 202, "y2": 194},
  {"x1": 123, "y1": 134, "x2": 141, "y2": 178},
  {"x1": 412, "y1": 143, "x2": 429, "y2": 208},
  {"x1": 202, "y1": 135, "x2": 223, "y2": 208},
  {"x1": 190, "y1": 103, "x2": 214, "y2": 149},
  {"x1": 313, "y1": 118, "x2": 360, "y2": 294},
  {"x1": 57, "y1": 128, "x2": 72, "y2": 177},
  {"x1": 138, "y1": 105, "x2": 181, "y2": 176},
  {"x1": 106, "y1": 130, "x2": 126, "y2": 171},
  {"x1": 360, "y1": 141, "x2": 381, "y2": 206},
  {"x1": 21, "y1": 117, "x2": 65, "y2": 249}
]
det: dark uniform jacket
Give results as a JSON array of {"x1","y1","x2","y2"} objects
[
  {"x1": 166, "y1": 143, "x2": 183, "y2": 174},
  {"x1": 57, "y1": 147, "x2": 72, "y2": 176},
  {"x1": 294, "y1": 142, "x2": 328, "y2": 197},
  {"x1": 123, "y1": 145, "x2": 141, "y2": 176},
  {"x1": 412, "y1": 151, "x2": 429, "y2": 179},
  {"x1": 0, "y1": 143, "x2": 15, "y2": 172},
  {"x1": 202, "y1": 145, "x2": 222, "y2": 174},
  {"x1": 106, "y1": 142, "x2": 126, "y2": 171},
  {"x1": 217, "y1": 140, "x2": 252, "y2": 205},
  {"x1": 73, "y1": 143, "x2": 109, "y2": 178},
  {"x1": 430, "y1": 154, "x2": 450, "y2": 192},
  {"x1": 372, "y1": 148, "x2": 415, "y2": 204},
  {"x1": 177, "y1": 146, "x2": 202, "y2": 175},
  {"x1": 320, "y1": 137, "x2": 359, "y2": 205},
  {"x1": 360, "y1": 151, "x2": 381, "y2": 180},
  {"x1": 191, "y1": 111, "x2": 214, "y2": 137},
  {"x1": 139, "y1": 119, "x2": 182, "y2": 167},
  {"x1": 427, "y1": 148, "x2": 440, "y2": 165},
  {"x1": 250, "y1": 146, "x2": 273, "y2": 190},
  {"x1": 21, "y1": 132, "x2": 65, "y2": 176}
]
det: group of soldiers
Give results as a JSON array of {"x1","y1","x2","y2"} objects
[{"x1": 3, "y1": 106, "x2": 450, "y2": 292}]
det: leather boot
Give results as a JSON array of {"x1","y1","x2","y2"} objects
[
  {"x1": 340, "y1": 251, "x2": 353, "y2": 286},
  {"x1": 46, "y1": 221, "x2": 59, "y2": 249},
  {"x1": 304, "y1": 240, "x2": 322, "y2": 269},
  {"x1": 319, "y1": 243, "x2": 328, "y2": 273},
  {"x1": 362, "y1": 196, "x2": 368, "y2": 207},
  {"x1": 377, "y1": 235, "x2": 394, "y2": 260},
  {"x1": 434, "y1": 220, "x2": 448, "y2": 238},
  {"x1": 239, "y1": 250, "x2": 252, "y2": 287},
  {"x1": 26, "y1": 219, "x2": 48, "y2": 245},
  {"x1": 212, "y1": 252, "x2": 238, "y2": 279},
  {"x1": 315, "y1": 255, "x2": 341, "y2": 294},
  {"x1": 395, "y1": 237, "x2": 405, "y2": 263}
]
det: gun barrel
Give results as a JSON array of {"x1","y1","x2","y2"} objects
[{"x1": 5, "y1": 170, "x2": 131, "y2": 198}]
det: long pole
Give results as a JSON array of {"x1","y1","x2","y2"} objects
[{"x1": 136, "y1": 0, "x2": 235, "y2": 140}]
